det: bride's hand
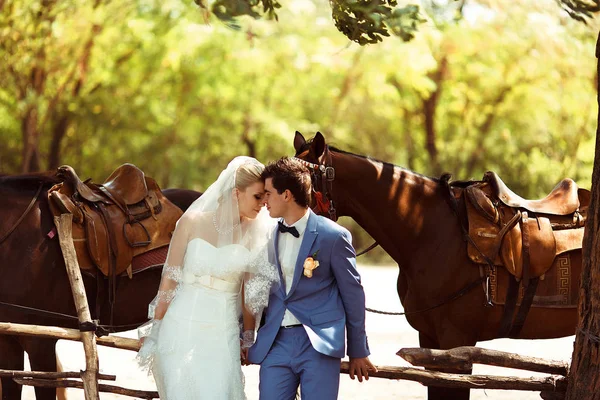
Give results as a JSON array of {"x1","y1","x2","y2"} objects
[{"x1": 240, "y1": 344, "x2": 249, "y2": 365}]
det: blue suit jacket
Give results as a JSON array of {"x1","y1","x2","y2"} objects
[{"x1": 248, "y1": 210, "x2": 370, "y2": 363}]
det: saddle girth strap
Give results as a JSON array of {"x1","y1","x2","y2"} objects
[
  {"x1": 506, "y1": 212, "x2": 537, "y2": 337},
  {"x1": 96, "y1": 202, "x2": 118, "y2": 325},
  {"x1": 498, "y1": 275, "x2": 520, "y2": 338},
  {"x1": 521, "y1": 211, "x2": 531, "y2": 288},
  {"x1": 509, "y1": 278, "x2": 540, "y2": 337}
]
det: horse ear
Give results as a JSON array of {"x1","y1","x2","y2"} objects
[
  {"x1": 312, "y1": 132, "x2": 326, "y2": 158},
  {"x1": 294, "y1": 131, "x2": 306, "y2": 152}
]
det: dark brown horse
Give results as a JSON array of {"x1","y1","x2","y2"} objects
[
  {"x1": 294, "y1": 132, "x2": 580, "y2": 400},
  {"x1": 0, "y1": 173, "x2": 201, "y2": 400}
]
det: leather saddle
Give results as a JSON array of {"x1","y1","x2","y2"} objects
[
  {"x1": 464, "y1": 171, "x2": 589, "y2": 282},
  {"x1": 47, "y1": 164, "x2": 183, "y2": 278}
]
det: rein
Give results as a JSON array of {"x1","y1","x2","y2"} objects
[
  {"x1": 0, "y1": 183, "x2": 44, "y2": 245},
  {"x1": 355, "y1": 241, "x2": 379, "y2": 257},
  {"x1": 0, "y1": 300, "x2": 146, "y2": 336},
  {"x1": 366, "y1": 275, "x2": 486, "y2": 316}
]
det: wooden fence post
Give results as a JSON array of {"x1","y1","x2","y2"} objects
[{"x1": 55, "y1": 214, "x2": 99, "y2": 400}]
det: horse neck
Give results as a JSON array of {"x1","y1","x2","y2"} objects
[{"x1": 333, "y1": 152, "x2": 445, "y2": 268}]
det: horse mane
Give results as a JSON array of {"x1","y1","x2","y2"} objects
[
  {"x1": 0, "y1": 171, "x2": 61, "y2": 190},
  {"x1": 327, "y1": 144, "x2": 441, "y2": 183}
]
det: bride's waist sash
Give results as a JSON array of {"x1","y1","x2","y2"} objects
[{"x1": 182, "y1": 272, "x2": 240, "y2": 293}]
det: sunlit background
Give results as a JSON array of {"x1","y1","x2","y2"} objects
[
  {"x1": 2, "y1": 1, "x2": 597, "y2": 398},
  {"x1": 2, "y1": 0, "x2": 597, "y2": 263}
]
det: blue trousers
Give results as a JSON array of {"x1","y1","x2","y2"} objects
[{"x1": 259, "y1": 326, "x2": 341, "y2": 400}]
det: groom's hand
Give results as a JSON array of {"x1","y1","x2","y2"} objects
[
  {"x1": 348, "y1": 357, "x2": 377, "y2": 382},
  {"x1": 241, "y1": 347, "x2": 251, "y2": 366}
]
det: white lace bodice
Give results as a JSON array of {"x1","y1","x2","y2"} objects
[{"x1": 182, "y1": 238, "x2": 251, "y2": 284}]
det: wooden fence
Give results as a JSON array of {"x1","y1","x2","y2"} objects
[{"x1": 0, "y1": 214, "x2": 568, "y2": 400}]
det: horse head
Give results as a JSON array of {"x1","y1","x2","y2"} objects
[{"x1": 293, "y1": 131, "x2": 341, "y2": 221}]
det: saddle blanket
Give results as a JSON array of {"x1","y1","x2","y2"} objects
[
  {"x1": 490, "y1": 250, "x2": 581, "y2": 308},
  {"x1": 131, "y1": 246, "x2": 169, "y2": 274}
]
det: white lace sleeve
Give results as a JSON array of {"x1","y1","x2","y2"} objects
[
  {"x1": 137, "y1": 215, "x2": 190, "y2": 371},
  {"x1": 243, "y1": 244, "x2": 279, "y2": 328},
  {"x1": 147, "y1": 264, "x2": 183, "y2": 320}
]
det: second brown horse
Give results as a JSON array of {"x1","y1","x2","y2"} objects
[{"x1": 294, "y1": 131, "x2": 582, "y2": 400}]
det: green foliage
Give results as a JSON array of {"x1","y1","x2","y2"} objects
[
  {"x1": 330, "y1": 0, "x2": 425, "y2": 44},
  {"x1": 559, "y1": 0, "x2": 600, "y2": 22},
  {"x1": 0, "y1": 0, "x2": 598, "y2": 264},
  {"x1": 190, "y1": 0, "x2": 600, "y2": 44},
  {"x1": 195, "y1": 0, "x2": 427, "y2": 44}
]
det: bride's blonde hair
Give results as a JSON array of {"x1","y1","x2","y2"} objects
[{"x1": 235, "y1": 163, "x2": 264, "y2": 190}]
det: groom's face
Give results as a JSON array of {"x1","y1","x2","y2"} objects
[{"x1": 264, "y1": 178, "x2": 286, "y2": 218}]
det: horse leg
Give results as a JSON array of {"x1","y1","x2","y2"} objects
[
  {"x1": 419, "y1": 332, "x2": 472, "y2": 400},
  {"x1": 0, "y1": 336, "x2": 24, "y2": 400},
  {"x1": 396, "y1": 268, "x2": 409, "y2": 304},
  {"x1": 20, "y1": 337, "x2": 59, "y2": 400}
]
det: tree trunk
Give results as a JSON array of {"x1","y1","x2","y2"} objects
[
  {"x1": 464, "y1": 86, "x2": 510, "y2": 177},
  {"x1": 242, "y1": 113, "x2": 256, "y2": 159},
  {"x1": 326, "y1": 49, "x2": 363, "y2": 133},
  {"x1": 402, "y1": 110, "x2": 416, "y2": 171},
  {"x1": 565, "y1": 31, "x2": 600, "y2": 400},
  {"x1": 47, "y1": 114, "x2": 70, "y2": 170},
  {"x1": 421, "y1": 55, "x2": 447, "y2": 176},
  {"x1": 21, "y1": 107, "x2": 41, "y2": 173}
]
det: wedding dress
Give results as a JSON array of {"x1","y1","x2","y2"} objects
[
  {"x1": 152, "y1": 239, "x2": 250, "y2": 400},
  {"x1": 137, "y1": 157, "x2": 278, "y2": 400}
]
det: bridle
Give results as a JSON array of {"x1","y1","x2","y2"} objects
[
  {"x1": 294, "y1": 145, "x2": 380, "y2": 258},
  {"x1": 0, "y1": 183, "x2": 44, "y2": 245},
  {"x1": 294, "y1": 145, "x2": 337, "y2": 221}
]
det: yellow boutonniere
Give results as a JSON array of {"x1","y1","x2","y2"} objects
[{"x1": 303, "y1": 250, "x2": 320, "y2": 278}]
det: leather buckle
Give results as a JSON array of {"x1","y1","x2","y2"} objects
[{"x1": 325, "y1": 166, "x2": 335, "y2": 181}]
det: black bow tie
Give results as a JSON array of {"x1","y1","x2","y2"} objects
[{"x1": 278, "y1": 221, "x2": 300, "y2": 238}]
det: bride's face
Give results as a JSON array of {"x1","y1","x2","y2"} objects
[{"x1": 237, "y1": 181, "x2": 265, "y2": 220}]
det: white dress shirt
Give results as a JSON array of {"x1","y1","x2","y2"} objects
[{"x1": 279, "y1": 210, "x2": 310, "y2": 327}]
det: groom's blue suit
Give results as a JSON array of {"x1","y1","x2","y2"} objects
[{"x1": 248, "y1": 209, "x2": 369, "y2": 399}]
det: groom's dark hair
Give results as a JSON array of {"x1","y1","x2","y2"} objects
[{"x1": 262, "y1": 157, "x2": 311, "y2": 208}]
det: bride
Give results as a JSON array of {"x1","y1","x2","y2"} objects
[{"x1": 137, "y1": 156, "x2": 279, "y2": 400}]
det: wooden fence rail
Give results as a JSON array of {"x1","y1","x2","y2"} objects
[
  {"x1": 13, "y1": 378, "x2": 159, "y2": 400},
  {"x1": 397, "y1": 346, "x2": 569, "y2": 376},
  {"x1": 0, "y1": 322, "x2": 140, "y2": 351},
  {"x1": 0, "y1": 370, "x2": 115, "y2": 381},
  {"x1": 340, "y1": 362, "x2": 567, "y2": 392}
]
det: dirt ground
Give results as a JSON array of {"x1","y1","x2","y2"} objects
[{"x1": 22, "y1": 265, "x2": 574, "y2": 399}]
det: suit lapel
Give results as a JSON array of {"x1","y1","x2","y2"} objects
[
  {"x1": 273, "y1": 224, "x2": 286, "y2": 296},
  {"x1": 286, "y1": 211, "x2": 318, "y2": 299}
]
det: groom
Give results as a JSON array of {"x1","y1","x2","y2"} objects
[{"x1": 248, "y1": 157, "x2": 375, "y2": 399}]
